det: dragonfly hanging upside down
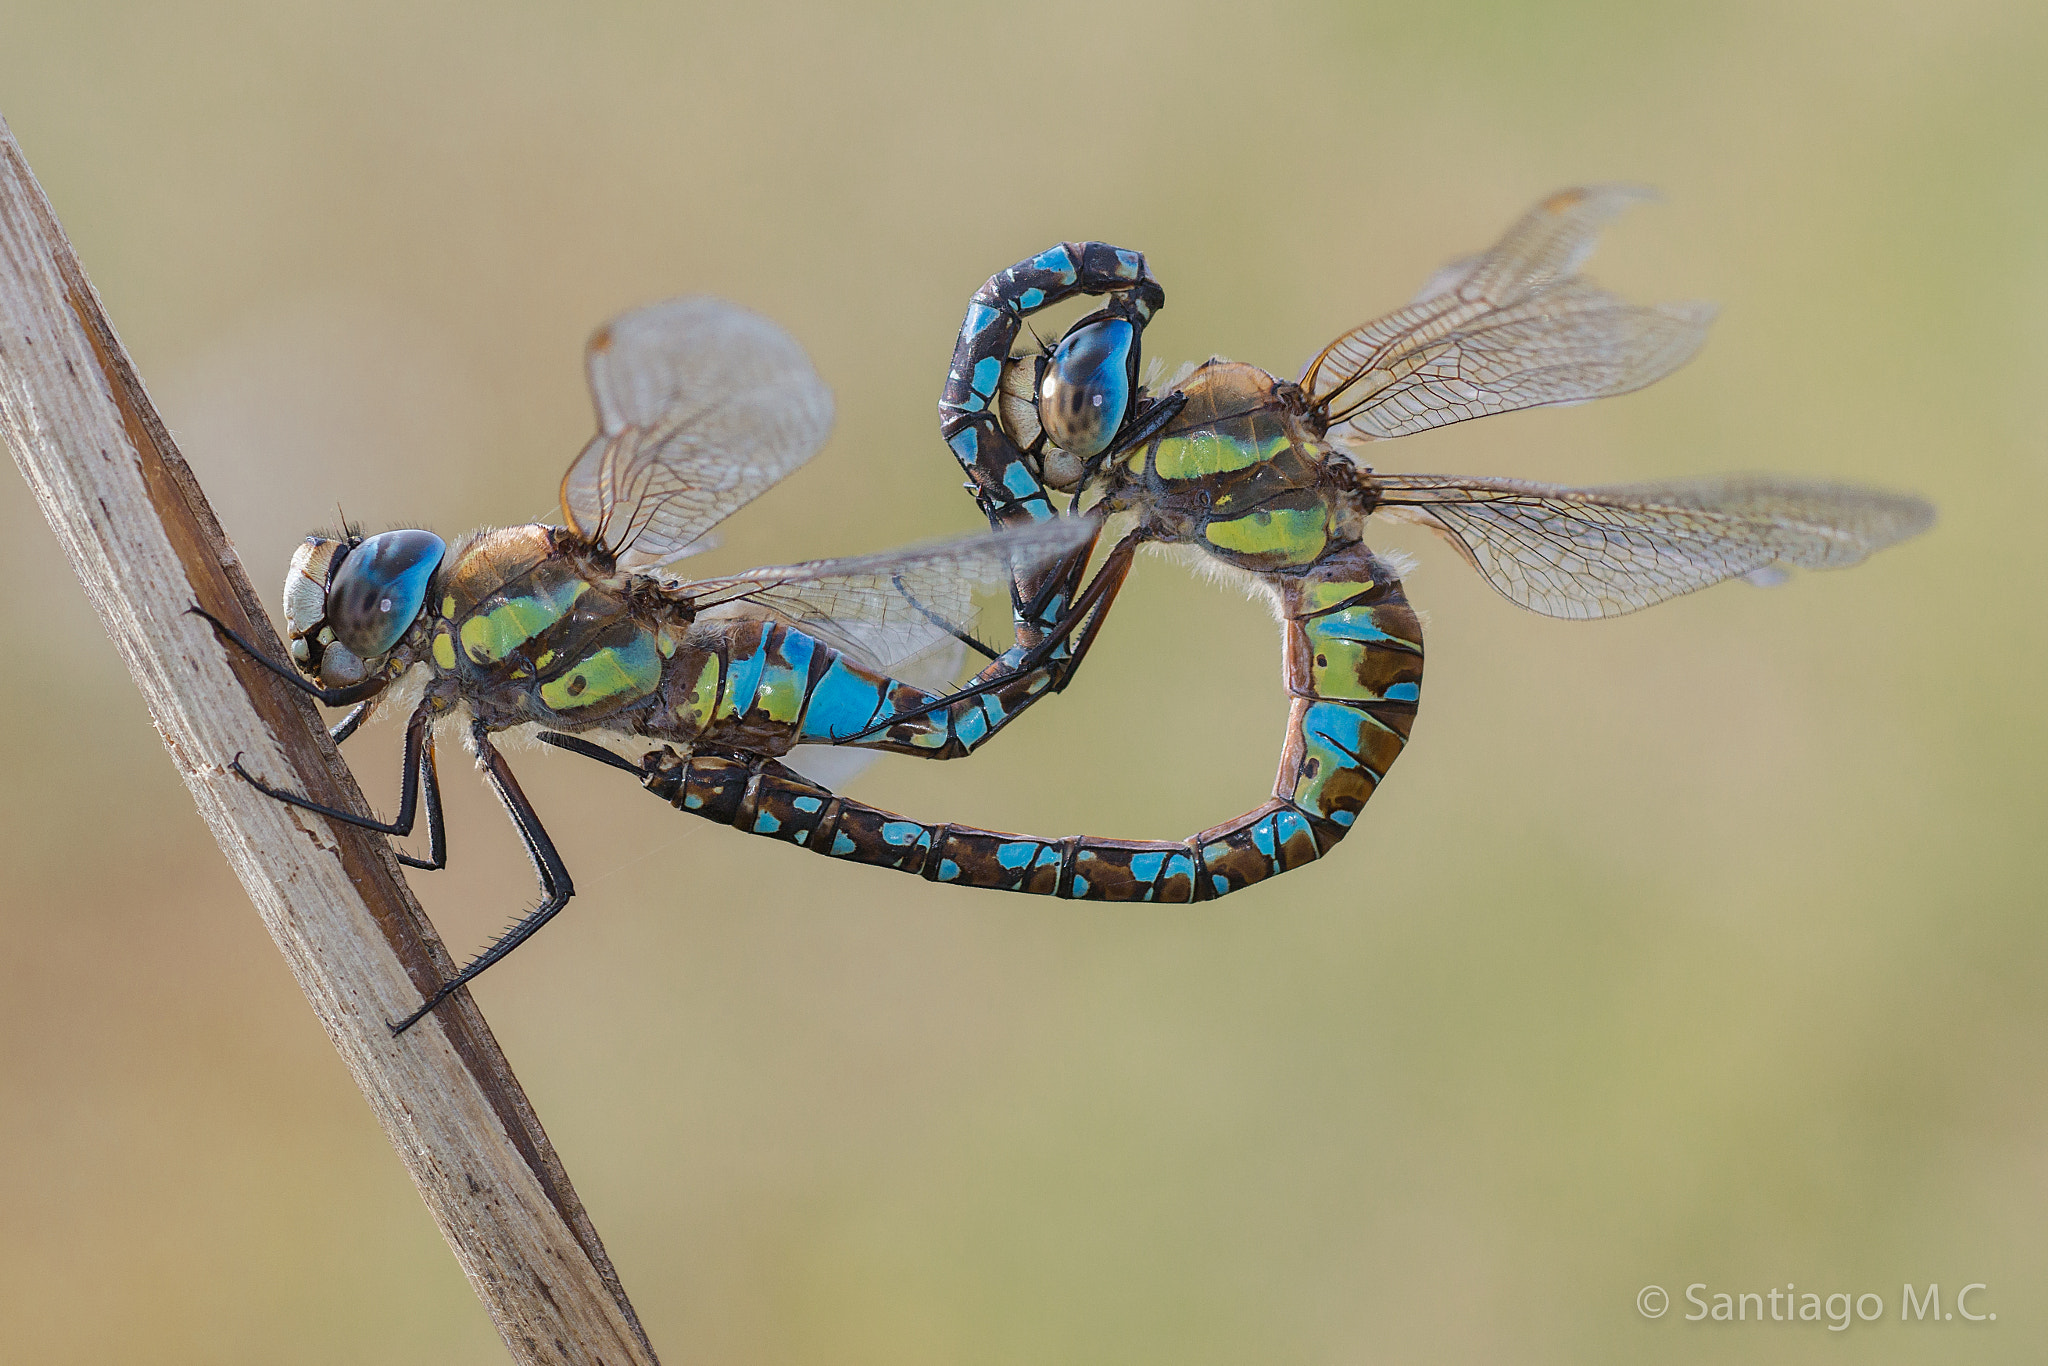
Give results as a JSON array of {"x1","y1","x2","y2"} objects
[
  {"x1": 200, "y1": 297, "x2": 1116, "y2": 1031},
  {"x1": 894, "y1": 185, "x2": 1934, "y2": 897}
]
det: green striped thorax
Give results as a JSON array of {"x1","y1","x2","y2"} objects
[{"x1": 1084, "y1": 360, "x2": 1368, "y2": 575}]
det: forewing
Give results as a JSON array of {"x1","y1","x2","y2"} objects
[
  {"x1": 559, "y1": 297, "x2": 834, "y2": 568},
  {"x1": 1299, "y1": 186, "x2": 1712, "y2": 442},
  {"x1": 682, "y1": 517, "x2": 1099, "y2": 668},
  {"x1": 1374, "y1": 473, "x2": 1934, "y2": 619}
]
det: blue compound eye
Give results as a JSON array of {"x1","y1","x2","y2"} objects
[
  {"x1": 325, "y1": 529, "x2": 445, "y2": 660},
  {"x1": 1038, "y1": 316, "x2": 1135, "y2": 460}
]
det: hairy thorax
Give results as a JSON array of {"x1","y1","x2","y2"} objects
[
  {"x1": 420, "y1": 525, "x2": 682, "y2": 731},
  {"x1": 1092, "y1": 360, "x2": 1370, "y2": 573}
]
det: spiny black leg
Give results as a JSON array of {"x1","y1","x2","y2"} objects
[
  {"x1": 233, "y1": 701, "x2": 438, "y2": 843},
  {"x1": 392, "y1": 737, "x2": 446, "y2": 871},
  {"x1": 1038, "y1": 538, "x2": 1139, "y2": 693},
  {"x1": 1015, "y1": 531, "x2": 1101, "y2": 636},
  {"x1": 890, "y1": 572, "x2": 1000, "y2": 662},
  {"x1": 1114, "y1": 390, "x2": 1187, "y2": 454},
  {"x1": 390, "y1": 721, "x2": 575, "y2": 1035},
  {"x1": 536, "y1": 730, "x2": 644, "y2": 776},
  {"x1": 187, "y1": 605, "x2": 387, "y2": 707},
  {"x1": 1074, "y1": 390, "x2": 1186, "y2": 489},
  {"x1": 329, "y1": 700, "x2": 376, "y2": 744}
]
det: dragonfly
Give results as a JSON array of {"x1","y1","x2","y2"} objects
[
  {"x1": 198, "y1": 295, "x2": 1115, "y2": 1031},
  {"x1": 884, "y1": 186, "x2": 1935, "y2": 900}
]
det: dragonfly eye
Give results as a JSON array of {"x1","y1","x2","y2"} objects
[
  {"x1": 1038, "y1": 315, "x2": 1135, "y2": 461},
  {"x1": 325, "y1": 529, "x2": 446, "y2": 660}
]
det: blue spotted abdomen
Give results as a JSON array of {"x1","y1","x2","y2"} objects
[
  {"x1": 646, "y1": 616, "x2": 1052, "y2": 760},
  {"x1": 637, "y1": 541, "x2": 1421, "y2": 903}
]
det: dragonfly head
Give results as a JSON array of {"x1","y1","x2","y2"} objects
[
  {"x1": 1037, "y1": 314, "x2": 1136, "y2": 462},
  {"x1": 999, "y1": 304, "x2": 1150, "y2": 493},
  {"x1": 283, "y1": 528, "x2": 446, "y2": 686}
]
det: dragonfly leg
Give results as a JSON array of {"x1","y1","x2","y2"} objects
[
  {"x1": 188, "y1": 605, "x2": 389, "y2": 707},
  {"x1": 887, "y1": 571, "x2": 1001, "y2": 662},
  {"x1": 837, "y1": 531, "x2": 1141, "y2": 747},
  {"x1": 534, "y1": 730, "x2": 643, "y2": 775},
  {"x1": 231, "y1": 701, "x2": 447, "y2": 871},
  {"x1": 329, "y1": 699, "x2": 377, "y2": 744},
  {"x1": 389, "y1": 718, "x2": 573, "y2": 1035},
  {"x1": 393, "y1": 741, "x2": 446, "y2": 872}
]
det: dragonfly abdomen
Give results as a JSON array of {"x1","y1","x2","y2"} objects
[
  {"x1": 637, "y1": 543, "x2": 1420, "y2": 902},
  {"x1": 663, "y1": 617, "x2": 1057, "y2": 761},
  {"x1": 642, "y1": 748, "x2": 1208, "y2": 901}
]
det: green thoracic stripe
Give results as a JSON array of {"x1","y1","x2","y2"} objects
[
  {"x1": 1151, "y1": 427, "x2": 1290, "y2": 482},
  {"x1": 459, "y1": 577, "x2": 589, "y2": 665},
  {"x1": 538, "y1": 630, "x2": 662, "y2": 712},
  {"x1": 1203, "y1": 506, "x2": 1329, "y2": 564}
]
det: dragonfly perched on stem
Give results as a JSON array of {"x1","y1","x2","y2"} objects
[
  {"x1": 897, "y1": 186, "x2": 1933, "y2": 899},
  {"x1": 199, "y1": 296, "x2": 1117, "y2": 1032}
]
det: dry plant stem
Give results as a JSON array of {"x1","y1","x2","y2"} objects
[{"x1": 0, "y1": 115, "x2": 658, "y2": 1365}]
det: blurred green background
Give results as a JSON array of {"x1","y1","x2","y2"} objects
[{"x1": 2, "y1": 1, "x2": 2042, "y2": 1362}]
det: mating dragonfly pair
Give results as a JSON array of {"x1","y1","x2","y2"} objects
[{"x1": 199, "y1": 186, "x2": 1933, "y2": 1033}]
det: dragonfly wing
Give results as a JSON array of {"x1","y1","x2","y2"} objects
[
  {"x1": 559, "y1": 297, "x2": 834, "y2": 568},
  {"x1": 1449, "y1": 183, "x2": 1657, "y2": 300},
  {"x1": 682, "y1": 516, "x2": 1099, "y2": 669},
  {"x1": 781, "y1": 745, "x2": 883, "y2": 790},
  {"x1": 1300, "y1": 186, "x2": 1712, "y2": 442},
  {"x1": 1374, "y1": 473, "x2": 1934, "y2": 619},
  {"x1": 1340, "y1": 284, "x2": 1716, "y2": 441}
]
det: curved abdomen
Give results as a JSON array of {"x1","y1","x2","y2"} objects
[{"x1": 642, "y1": 542, "x2": 1420, "y2": 900}]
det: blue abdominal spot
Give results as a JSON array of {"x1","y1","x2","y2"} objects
[
  {"x1": 1030, "y1": 246, "x2": 1077, "y2": 281},
  {"x1": 798, "y1": 660, "x2": 888, "y2": 742},
  {"x1": 1003, "y1": 460, "x2": 1044, "y2": 499},
  {"x1": 962, "y1": 303, "x2": 1000, "y2": 339}
]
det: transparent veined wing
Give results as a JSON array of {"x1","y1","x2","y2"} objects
[
  {"x1": 680, "y1": 515, "x2": 1100, "y2": 669},
  {"x1": 1298, "y1": 186, "x2": 1714, "y2": 442},
  {"x1": 1372, "y1": 473, "x2": 1934, "y2": 619},
  {"x1": 559, "y1": 297, "x2": 835, "y2": 570}
]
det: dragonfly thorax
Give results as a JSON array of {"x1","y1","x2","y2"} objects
[
  {"x1": 1088, "y1": 360, "x2": 1364, "y2": 574},
  {"x1": 420, "y1": 525, "x2": 687, "y2": 729}
]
